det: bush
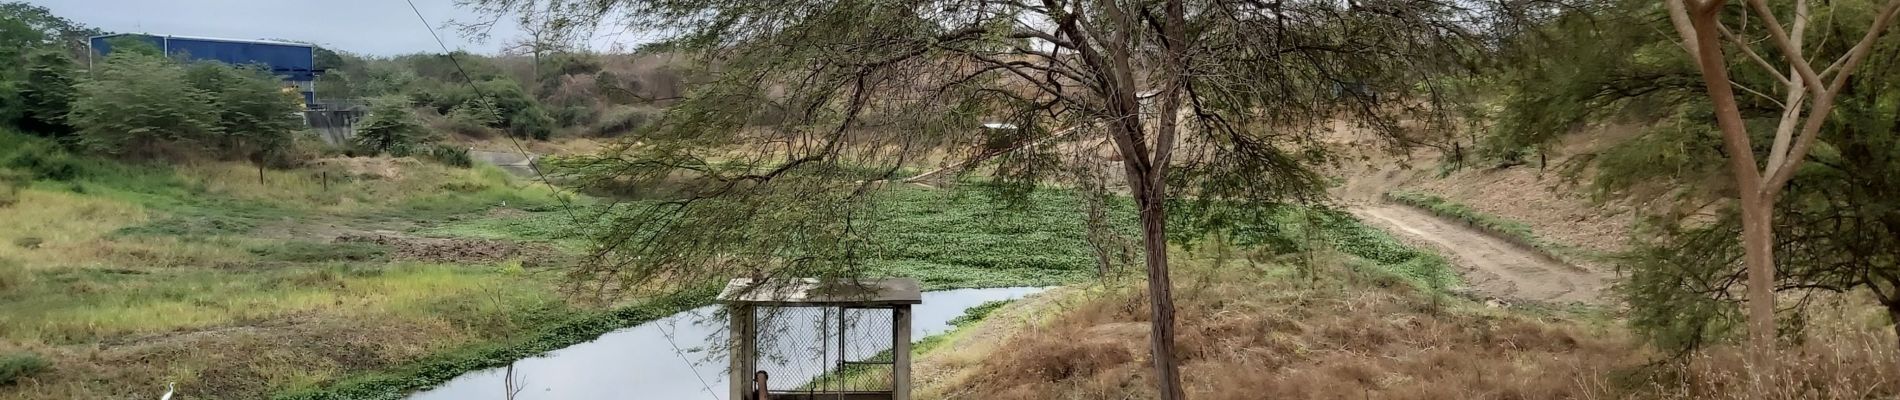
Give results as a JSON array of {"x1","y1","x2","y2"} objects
[
  {"x1": 592, "y1": 106, "x2": 659, "y2": 137},
  {"x1": 68, "y1": 52, "x2": 219, "y2": 157},
  {"x1": 19, "y1": 49, "x2": 77, "y2": 137},
  {"x1": 354, "y1": 96, "x2": 426, "y2": 156},
  {"x1": 3, "y1": 143, "x2": 87, "y2": 181},
  {"x1": 0, "y1": 352, "x2": 49, "y2": 385},
  {"x1": 423, "y1": 143, "x2": 473, "y2": 168},
  {"x1": 551, "y1": 104, "x2": 599, "y2": 128},
  {"x1": 444, "y1": 97, "x2": 501, "y2": 127},
  {"x1": 185, "y1": 62, "x2": 302, "y2": 160}
]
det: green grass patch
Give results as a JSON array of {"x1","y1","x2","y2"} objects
[
  {"x1": 0, "y1": 352, "x2": 49, "y2": 386},
  {"x1": 915, "y1": 299, "x2": 1017, "y2": 354}
]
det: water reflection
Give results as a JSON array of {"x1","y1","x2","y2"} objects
[{"x1": 408, "y1": 287, "x2": 1048, "y2": 400}]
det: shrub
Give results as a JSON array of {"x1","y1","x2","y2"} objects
[
  {"x1": 353, "y1": 96, "x2": 426, "y2": 156},
  {"x1": 19, "y1": 49, "x2": 77, "y2": 137},
  {"x1": 551, "y1": 104, "x2": 599, "y2": 128},
  {"x1": 185, "y1": 62, "x2": 302, "y2": 160},
  {"x1": 0, "y1": 352, "x2": 49, "y2": 385},
  {"x1": 68, "y1": 51, "x2": 219, "y2": 157},
  {"x1": 446, "y1": 97, "x2": 502, "y2": 135},
  {"x1": 592, "y1": 106, "x2": 659, "y2": 137},
  {"x1": 423, "y1": 143, "x2": 473, "y2": 168}
]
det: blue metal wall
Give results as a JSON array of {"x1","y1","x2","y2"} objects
[
  {"x1": 90, "y1": 33, "x2": 318, "y2": 106},
  {"x1": 90, "y1": 34, "x2": 317, "y2": 81}
]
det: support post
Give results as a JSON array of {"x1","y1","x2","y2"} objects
[
  {"x1": 893, "y1": 305, "x2": 912, "y2": 400},
  {"x1": 729, "y1": 304, "x2": 756, "y2": 400}
]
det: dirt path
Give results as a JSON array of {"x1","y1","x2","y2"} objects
[{"x1": 1352, "y1": 204, "x2": 1609, "y2": 303}]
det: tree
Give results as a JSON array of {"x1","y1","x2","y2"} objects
[
  {"x1": 68, "y1": 52, "x2": 219, "y2": 158},
  {"x1": 0, "y1": 2, "x2": 102, "y2": 57},
  {"x1": 19, "y1": 49, "x2": 77, "y2": 136},
  {"x1": 353, "y1": 96, "x2": 426, "y2": 156},
  {"x1": 477, "y1": 0, "x2": 1484, "y2": 397},
  {"x1": 185, "y1": 62, "x2": 304, "y2": 163},
  {"x1": 1664, "y1": 0, "x2": 1900, "y2": 390}
]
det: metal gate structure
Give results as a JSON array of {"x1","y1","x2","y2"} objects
[{"x1": 720, "y1": 278, "x2": 918, "y2": 400}]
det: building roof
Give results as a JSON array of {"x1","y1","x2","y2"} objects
[
  {"x1": 88, "y1": 33, "x2": 313, "y2": 48},
  {"x1": 717, "y1": 277, "x2": 922, "y2": 306}
]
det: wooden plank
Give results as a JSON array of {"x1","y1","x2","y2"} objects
[
  {"x1": 717, "y1": 278, "x2": 922, "y2": 306},
  {"x1": 730, "y1": 304, "x2": 755, "y2": 400},
  {"x1": 893, "y1": 305, "x2": 912, "y2": 400}
]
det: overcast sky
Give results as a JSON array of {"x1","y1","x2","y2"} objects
[{"x1": 27, "y1": 0, "x2": 649, "y2": 56}]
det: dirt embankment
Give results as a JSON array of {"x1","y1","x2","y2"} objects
[
  {"x1": 334, "y1": 232, "x2": 552, "y2": 264},
  {"x1": 1353, "y1": 205, "x2": 1607, "y2": 303}
]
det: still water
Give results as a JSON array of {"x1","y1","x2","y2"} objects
[{"x1": 408, "y1": 286, "x2": 1049, "y2": 400}]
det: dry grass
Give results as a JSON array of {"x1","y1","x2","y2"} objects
[
  {"x1": 922, "y1": 255, "x2": 1900, "y2": 400},
  {"x1": 928, "y1": 256, "x2": 1641, "y2": 399},
  {"x1": 0, "y1": 189, "x2": 149, "y2": 267}
]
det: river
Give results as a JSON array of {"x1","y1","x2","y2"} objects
[{"x1": 407, "y1": 286, "x2": 1049, "y2": 400}]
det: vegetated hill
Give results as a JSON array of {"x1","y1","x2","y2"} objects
[{"x1": 1331, "y1": 122, "x2": 1644, "y2": 257}]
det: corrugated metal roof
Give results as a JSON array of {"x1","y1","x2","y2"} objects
[{"x1": 88, "y1": 33, "x2": 312, "y2": 48}]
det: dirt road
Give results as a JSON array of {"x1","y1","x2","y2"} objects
[{"x1": 1352, "y1": 204, "x2": 1608, "y2": 303}]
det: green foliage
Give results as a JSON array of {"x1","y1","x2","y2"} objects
[
  {"x1": 422, "y1": 143, "x2": 473, "y2": 168},
  {"x1": 1484, "y1": 0, "x2": 1701, "y2": 162},
  {"x1": 69, "y1": 52, "x2": 220, "y2": 157},
  {"x1": 865, "y1": 186, "x2": 1120, "y2": 289},
  {"x1": 0, "y1": 351, "x2": 49, "y2": 385},
  {"x1": 0, "y1": 2, "x2": 101, "y2": 51},
  {"x1": 447, "y1": 97, "x2": 503, "y2": 130},
  {"x1": 1620, "y1": 216, "x2": 1745, "y2": 353},
  {"x1": 353, "y1": 96, "x2": 426, "y2": 156},
  {"x1": 2, "y1": 135, "x2": 89, "y2": 181},
  {"x1": 18, "y1": 48, "x2": 75, "y2": 136},
  {"x1": 591, "y1": 106, "x2": 658, "y2": 136},
  {"x1": 946, "y1": 299, "x2": 1011, "y2": 327},
  {"x1": 185, "y1": 62, "x2": 305, "y2": 160}
]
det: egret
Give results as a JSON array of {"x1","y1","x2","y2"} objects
[{"x1": 159, "y1": 382, "x2": 174, "y2": 400}]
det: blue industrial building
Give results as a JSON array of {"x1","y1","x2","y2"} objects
[{"x1": 88, "y1": 33, "x2": 319, "y2": 106}]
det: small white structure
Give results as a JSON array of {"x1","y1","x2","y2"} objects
[{"x1": 719, "y1": 277, "x2": 919, "y2": 400}]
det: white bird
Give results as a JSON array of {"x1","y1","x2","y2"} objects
[{"x1": 160, "y1": 382, "x2": 174, "y2": 400}]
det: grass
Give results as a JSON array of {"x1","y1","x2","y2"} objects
[
  {"x1": 0, "y1": 128, "x2": 1460, "y2": 399},
  {"x1": 918, "y1": 252, "x2": 1638, "y2": 399},
  {"x1": 0, "y1": 352, "x2": 48, "y2": 386},
  {"x1": 0, "y1": 130, "x2": 589, "y2": 399}
]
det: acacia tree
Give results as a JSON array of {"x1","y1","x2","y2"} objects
[
  {"x1": 478, "y1": 0, "x2": 1486, "y2": 397},
  {"x1": 1665, "y1": 0, "x2": 1900, "y2": 389}
]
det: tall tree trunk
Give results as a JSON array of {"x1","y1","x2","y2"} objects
[
  {"x1": 1685, "y1": 4, "x2": 1778, "y2": 394},
  {"x1": 1739, "y1": 190, "x2": 1778, "y2": 385},
  {"x1": 1127, "y1": 170, "x2": 1184, "y2": 400}
]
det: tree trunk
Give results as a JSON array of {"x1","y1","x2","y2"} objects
[
  {"x1": 1685, "y1": 5, "x2": 1777, "y2": 395},
  {"x1": 1888, "y1": 305, "x2": 1900, "y2": 358},
  {"x1": 1127, "y1": 169, "x2": 1184, "y2": 400}
]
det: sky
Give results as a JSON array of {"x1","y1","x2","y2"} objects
[{"x1": 27, "y1": 0, "x2": 649, "y2": 56}]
